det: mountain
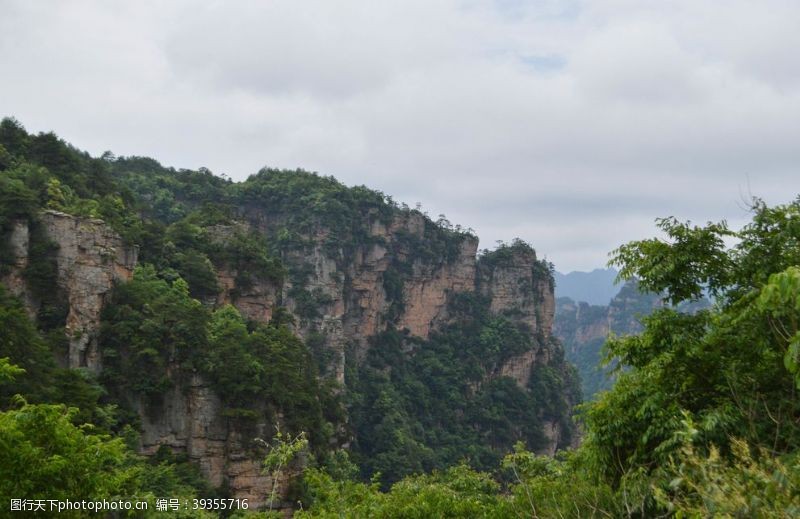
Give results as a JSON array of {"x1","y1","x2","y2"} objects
[
  {"x1": 554, "y1": 280, "x2": 710, "y2": 400},
  {"x1": 554, "y1": 280, "x2": 660, "y2": 399},
  {"x1": 553, "y1": 267, "x2": 619, "y2": 305},
  {"x1": 0, "y1": 118, "x2": 578, "y2": 509}
]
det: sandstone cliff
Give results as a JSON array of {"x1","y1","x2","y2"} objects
[
  {"x1": 1, "y1": 210, "x2": 137, "y2": 370},
  {"x1": 4, "y1": 207, "x2": 573, "y2": 507}
]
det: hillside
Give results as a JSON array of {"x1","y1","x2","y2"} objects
[
  {"x1": 3, "y1": 117, "x2": 800, "y2": 517},
  {"x1": 554, "y1": 281, "x2": 661, "y2": 399},
  {"x1": 0, "y1": 118, "x2": 578, "y2": 508}
]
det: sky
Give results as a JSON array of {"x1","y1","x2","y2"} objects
[{"x1": 1, "y1": 0, "x2": 799, "y2": 272}]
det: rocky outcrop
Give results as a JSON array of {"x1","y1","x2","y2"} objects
[
  {"x1": 478, "y1": 246, "x2": 555, "y2": 387},
  {"x1": 1, "y1": 221, "x2": 35, "y2": 314},
  {"x1": 5, "y1": 206, "x2": 571, "y2": 506},
  {"x1": 215, "y1": 265, "x2": 279, "y2": 323},
  {"x1": 138, "y1": 374, "x2": 289, "y2": 510},
  {"x1": 1, "y1": 211, "x2": 137, "y2": 370},
  {"x1": 43, "y1": 211, "x2": 138, "y2": 370},
  {"x1": 240, "y1": 211, "x2": 481, "y2": 377}
]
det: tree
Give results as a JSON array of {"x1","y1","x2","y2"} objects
[
  {"x1": 576, "y1": 197, "x2": 800, "y2": 511},
  {"x1": 0, "y1": 400, "x2": 131, "y2": 505}
]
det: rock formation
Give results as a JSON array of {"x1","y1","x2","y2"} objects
[
  {"x1": 4, "y1": 207, "x2": 571, "y2": 507},
  {"x1": 1, "y1": 210, "x2": 137, "y2": 370}
]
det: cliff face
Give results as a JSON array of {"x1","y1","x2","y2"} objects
[
  {"x1": 2, "y1": 210, "x2": 138, "y2": 370},
  {"x1": 1, "y1": 212, "x2": 279, "y2": 507},
  {"x1": 478, "y1": 247, "x2": 555, "y2": 387},
  {"x1": 232, "y1": 210, "x2": 482, "y2": 383},
  {"x1": 1, "y1": 221, "x2": 34, "y2": 312},
  {"x1": 554, "y1": 281, "x2": 664, "y2": 399},
  {"x1": 6, "y1": 207, "x2": 571, "y2": 506},
  {"x1": 137, "y1": 375, "x2": 283, "y2": 510},
  {"x1": 475, "y1": 247, "x2": 574, "y2": 455}
]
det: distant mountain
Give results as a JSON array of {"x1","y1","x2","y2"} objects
[
  {"x1": 555, "y1": 280, "x2": 711, "y2": 400},
  {"x1": 553, "y1": 268, "x2": 619, "y2": 305}
]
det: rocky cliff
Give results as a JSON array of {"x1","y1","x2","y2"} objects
[
  {"x1": 1, "y1": 210, "x2": 137, "y2": 370},
  {"x1": 478, "y1": 246, "x2": 554, "y2": 387},
  {"x1": 4, "y1": 205, "x2": 571, "y2": 507},
  {"x1": 554, "y1": 280, "x2": 673, "y2": 399}
]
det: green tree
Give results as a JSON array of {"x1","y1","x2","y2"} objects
[{"x1": 0, "y1": 401, "x2": 132, "y2": 508}]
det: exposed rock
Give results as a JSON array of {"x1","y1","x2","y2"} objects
[
  {"x1": 232, "y1": 211, "x2": 481, "y2": 377},
  {"x1": 138, "y1": 373, "x2": 284, "y2": 510},
  {"x1": 216, "y1": 265, "x2": 279, "y2": 323},
  {"x1": 0, "y1": 221, "x2": 35, "y2": 314},
  {"x1": 42, "y1": 211, "x2": 138, "y2": 370},
  {"x1": 2, "y1": 211, "x2": 137, "y2": 370},
  {"x1": 478, "y1": 246, "x2": 555, "y2": 386},
  {"x1": 398, "y1": 237, "x2": 478, "y2": 337},
  {"x1": 204, "y1": 222, "x2": 282, "y2": 323},
  {"x1": 7, "y1": 207, "x2": 573, "y2": 507}
]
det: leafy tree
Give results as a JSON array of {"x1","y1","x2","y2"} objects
[
  {"x1": 100, "y1": 265, "x2": 209, "y2": 403},
  {"x1": 297, "y1": 464, "x2": 505, "y2": 518},
  {"x1": 0, "y1": 400, "x2": 132, "y2": 507},
  {"x1": 263, "y1": 429, "x2": 309, "y2": 512}
]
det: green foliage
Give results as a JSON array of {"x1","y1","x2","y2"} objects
[
  {"x1": 610, "y1": 216, "x2": 733, "y2": 304},
  {"x1": 500, "y1": 443, "x2": 633, "y2": 518},
  {"x1": 0, "y1": 285, "x2": 55, "y2": 402},
  {"x1": 236, "y1": 168, "x2": 394, "y2": 249},
  {"x1": 479, "y1": 239, "x2": 536, "y2": 269},
  {"x1": 0, "y1": 401, "x2": 132, "y2": 505},
  {"x1": 0, "y1": 164, "x2": 39, "y2": 270},
  {"x1": 348, "y1": 294, "x2": 575, "y2": 486},
  {"x1": 202, "y1": 304, "x2": 331, "y2": 442},
  {"x1": 0, "y1": 396, "x2": 215, "y2": 517},
  {"x1": 99, "y1": 268, "x2": 335, "y2": 453},
  {"x1": 207, "y1": 230, "x2": 286, "y2": 288},
  {"x1": 263, "y1": 429, "x2": 309, "y2": 511},
  {"x1": 757, "y1": 266, "x2": 800, "y2": 387},
  {"x1": 0, "y1": 284, "x2": 112, "y2": 428},
  {"x1": 0, "y1": 357, "x2": 25, "y2": 384},
  {"x1": 297, "y1": 464, "x2": 505, "y2": 518},
  {"x1": 656, "y1": 432, "x2": 800, "y2": 517},
  {"x1": 9, "y1": 116, "x2": 800, "y2": 516},
  {"x1": 100, "y1": 266, "x2": 208, "y2": 401}
]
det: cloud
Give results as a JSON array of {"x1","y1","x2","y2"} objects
[{"x1": 1, "y1": 0, "x2": 798, "y2": 271}]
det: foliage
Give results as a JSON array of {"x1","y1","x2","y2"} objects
[
  {"x1": 100, "y1": 265, "x2": 209, "y2": 402},
  {"x1": 500, "y1": 442, "x2": 631, "y2": 518},
  {"x1": 100, "y1": 268, "x2": 334, "y2": 450},
  {"x1": 0, "y1": 284, "x2": 112, "y2": 428},
  {"x1": 263, "y1": 429, "x2": 309, "y2": 511},
  {"x1": 654, "y1": 420, "x2": 800, "y2": 518},
  {"x1": 347, "y1": 293, "x2": 575, "y2": 486},
  {"x1": 757, "y1": 266, "x2": 800, "y2": 387},
  {"x1": 297, "y1": 464, "x2": 505, "y2": 518},
  {"x1": 7, "y1": 116, "x2": 800, "y2": 516},
  {"x1": 0, "y1": 400, "x2": 132, "y2": 506}
]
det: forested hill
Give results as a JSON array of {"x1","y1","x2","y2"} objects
[
  {"x1": 0, "y1": 117, "x2": 578, "y2": 511},
  {"x1": 555, "y1": 280, "x2": 711, "y2": 400},
  {"x1": 2, "y1": 117, "x2": 800, "y2": 516}
]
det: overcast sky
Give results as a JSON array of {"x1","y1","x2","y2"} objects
[{"x1": 2, "y1": 1, "x2": 799, "y2": 272}]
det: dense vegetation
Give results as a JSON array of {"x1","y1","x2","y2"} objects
[
  {"x1": 347, "y1": 292, "x2": 578, "y2": 486},
  {"x1": 558, "y1": 280, "x2": 710, "y2": 400},
  {"x1": 556, "y1": 281, "x2": 662, "y2": 399},
  {"x1": 0, "y1": 118, "x2": 565, "y2": 512},
  {"x1": 289, "y1": 198, "x2": 800, "y2": 517},
  {"x1": 2, "y1": 116, "x2": 799, "y2": 516}
]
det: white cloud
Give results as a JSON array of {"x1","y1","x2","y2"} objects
[{"x1": 1, "y1": 0, "x2": 798, "y2": 271}]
